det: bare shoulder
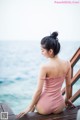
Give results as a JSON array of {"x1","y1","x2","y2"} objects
[
  {"x1": 40, "y1": 63, "x2": 49, "y2": 71},
  {"x1": 67, "y1": 60, "x2": 71, "y2": 70},
  {"x1": 65, "y1": 60, "x2": 71, "y2": 67},
  {"x1": 61, "y1": 59, "x2": 71, "y2": 66},
  {"x1": 62, "y1": 60, "x2": 71, "y2": 72}
]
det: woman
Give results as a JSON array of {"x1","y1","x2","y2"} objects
[{"x1": 17, "y1": 32, "x2": 75, "y2": 118}]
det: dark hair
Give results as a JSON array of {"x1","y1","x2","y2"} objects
[{"x1": 41, "y1": 31, "x2": 60, "y2": 56}]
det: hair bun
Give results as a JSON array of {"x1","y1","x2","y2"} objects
[{"x1": 50, "y1": 31, "x2": 58, "y2": 39}]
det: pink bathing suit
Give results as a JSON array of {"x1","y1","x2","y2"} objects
[{"x1": 36, "y1": 75, "x2": 66, "y2": 114}]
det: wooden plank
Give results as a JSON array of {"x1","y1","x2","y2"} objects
[
  {"x1": 62, "y1": 70, "x2": 80, "y2": 102},
  {"x1": 0, "y1": 103, "x2": 14, "y2": 115},
  {"x1": 0, "y1": 103, "x2": 16, "y2": 120},
  {"x1": 69, "y1": 89, "x2": 80, "y2": 102},
  {"x1": 70, "y1": 47, "x2": 80, "y2": 67},
  {"x1": 8, "y1": 114, "x2": 16, "y2": 120},
  {"x1": 69, "y1": 47, "x2": 80, "y2": 97},
  {"x1": 0, "y1": 105, "x2": 3, "y2": 113},
  {"x1": 71, "y1": 70, "x2": 80, "y2": 86},
  {"x1": 62, "y1": 70, "x2": 80, "y2": 95},
  {"x1": 62, "y1": 89, "x2": 80, "y2": 104},
  {"x1": 0, "y1": 103, "x2": 80, "y2": 120},
  {"x1": 17, "y1": 105, "x2": 80, "y2": 120},
  {"x1": 0, "y1": 114, "x2": 16, "y2": 120}
]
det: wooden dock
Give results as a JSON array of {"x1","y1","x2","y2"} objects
[
  {"x1": 17, "y1": 106, "x2": 80, "y2": 120},
  {"x1": 0, "y1": 103, "x2": 16, "y2": 120},
  {"x1": 0, "y1": 47, "x2": 80, "y2": 120},
  {"x1": 0, "y1": 103, "x2": 80, "y2": 120}
]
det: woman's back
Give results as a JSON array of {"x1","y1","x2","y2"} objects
[
  {"x1": 36, "y1": 59, "x2": 70, "y2": 114},
  {"x1": 45, "y1": 58, "x2": 68, "y2": 78}
]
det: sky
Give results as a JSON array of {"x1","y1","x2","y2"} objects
[{"x1": 0, "y1": 0, "x2": 80, "y2": 41}]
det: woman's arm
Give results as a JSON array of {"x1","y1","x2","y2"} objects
[
  {"x1": 17, "y1": 64, "x2": 47, "y2": 118},
  {"x1": 65, "y1": 61, "x2": 72, "y2": 102},
  {"x1": 29, "y1": 64, "x2": 47, "y2": 109},
  {"x1": 65, "y1": 61, "x2": 75, "y2": 108}
]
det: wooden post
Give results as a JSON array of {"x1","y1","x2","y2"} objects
[{"x1": 62, "y1": 47, "x2": 80, "y2": 103}]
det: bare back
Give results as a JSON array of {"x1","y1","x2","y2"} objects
[{"x1": 45, "y1": 59, "x2": 69, "y2": 78}]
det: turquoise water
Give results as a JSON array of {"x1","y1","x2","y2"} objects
[{"x1": 0, "y1": 40, "x2": 80, "y2": 114}]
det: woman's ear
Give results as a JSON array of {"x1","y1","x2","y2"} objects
[{"x1": 49, "y1": 49, "x2": 53, "y2": 55}]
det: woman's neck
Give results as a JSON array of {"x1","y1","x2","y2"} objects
[{"x1": 49, "y1": 55, "x2": 59, "y2": 61}]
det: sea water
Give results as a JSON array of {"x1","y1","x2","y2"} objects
[{"x1": 0, "y1": 40, "x2": 80, "y2": 114}]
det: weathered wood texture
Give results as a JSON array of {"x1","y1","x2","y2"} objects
[
  {"x1": 17, "y1": 106, "x2": 80, "y2": 120},
  {"x1": 0, "y1": 103, "x2": 80, "y2": 120},
  {"x1": 70, "y1": 47, "x2": 80, "y2": 67},
  {"x1": 62, "y1": 47, "x2": 80, "y2": 102},
  {"x1": 0, "y1": 103, "x2": 16, "y2": 120}
]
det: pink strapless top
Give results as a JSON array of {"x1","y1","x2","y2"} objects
[
  {"x1": 37, "y1": 62, "x2": 70, "y2": 114},
  {"x1": 42, "y1": 75, "x2": 65, "y2": 95},
  {"x1": 36, "y1": 75, "x2": 66, "y2": 114}
]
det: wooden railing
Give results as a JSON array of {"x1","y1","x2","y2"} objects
[{"x1": 62, "y1": 47, "x2": 80, "y2": 103}]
